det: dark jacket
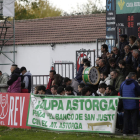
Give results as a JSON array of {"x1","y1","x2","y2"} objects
[
  {"x1": 110, "y1": 75, "x2": 125, "y2": 92},
  {"x1": 99, "y1": 66, "x2": 109, "y2": 74},
  {"x1": 112, "y1": 51, "x2": 121, "y2": 65},
  {"x1": 119, "y1": 40, "x2": 129, "y2": 58},
  {"x1": 124, "y1": 52, "x2": 132, "y2": 64},
  {"x1": 75, "y1": 64, "x2": 84, "y2": 83},
  {"x1": 119, "y1": 67, "x2": 130, "y2": 77},
  {"x1": 7, "y1": 68, "x2": 21, "y2": 93},
  {"x1": 110, "y1": 65, "x2": 119, "y2": 72},
  {"x1": 120, "y1": 79, "x2": 140, "y2": 110},
  {"x1": 133, "y1": 55, "x2": 140, "y2": 70}
]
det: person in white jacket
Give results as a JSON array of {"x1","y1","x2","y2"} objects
[
  {"x1": 99, "y1": 72, "x2": 111, "y2": 85},
  {"x1": 0, "y1": 71, "x2": 9, "y2": 93}
]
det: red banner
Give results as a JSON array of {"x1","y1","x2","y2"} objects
[{"x1": 0, "y1": 93, "x2": 31, "y2": 129}]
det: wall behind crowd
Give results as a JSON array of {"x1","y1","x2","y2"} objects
[{"x1": 0, "y1": 43, "x2": 97, "y2": 75}]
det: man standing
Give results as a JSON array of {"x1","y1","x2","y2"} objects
[
  {"x1": 101, "y1": 44, "x2": 108, "y2": 61},
  {"x1": 20, "y1": 67, "x2": 32, "y2": 93},
  {"x1": 46, "y1": 70, "x2": 56, "y2": 91},
  {"x1": 119, "y1": 34, "x2": 129, "y2": 58},
  {"x1": 120, "y1": 72, "x2": 140, "y2": 136},
  {"x1": 7, "y1": 64, "x2": 21, "y2": 93},
  {"x1": 0, "y1": 71, "x2": 9, "y2": 92},
  {"x1": 110, "y1": 70, "x2": 125, "y2": 92}
]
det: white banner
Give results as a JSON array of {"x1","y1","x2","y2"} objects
[
  {"x1": 27, "y1": 95, "x2": 119, "y2": 133},
  {"x1": 3, "y1": 0, "x2": 15, "y2": 17}
]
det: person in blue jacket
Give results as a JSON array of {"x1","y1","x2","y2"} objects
[
  {"x1": 75, "y1": 58, "x2": 88, "y2": 83},
  {"x1": 120, "y1": 72, "x2": 140, "y2": 136}
]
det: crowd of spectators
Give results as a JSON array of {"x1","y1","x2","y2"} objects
[{"x1": 0, "y1": 34, "x2": 140, "y2": 136}]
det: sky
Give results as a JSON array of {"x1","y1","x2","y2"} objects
[{"x1": 48, "y1": 0, "x2": 106, "y2": 13}]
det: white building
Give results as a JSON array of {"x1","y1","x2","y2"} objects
[{"x1": 0, "y1": 14, "x2": 106, "y2": 77}]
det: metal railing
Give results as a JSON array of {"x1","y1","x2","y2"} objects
[
  {"x1": 31, "y1": 75, "x2": 49, "y2": 93},
  {"x1": 54, "y1": 63, "x2": 74, "y2": 79}
]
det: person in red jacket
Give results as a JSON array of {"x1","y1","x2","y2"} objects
[{"x1": 46, "y1": 70, "x2": 56, "y2": 94}]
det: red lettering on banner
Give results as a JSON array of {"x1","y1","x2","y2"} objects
[{"x1": 0, "y1": 93, "x2": 30, "y2": 129}]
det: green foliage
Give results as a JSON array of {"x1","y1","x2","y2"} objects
[
  {"x1": 15, "y1": 0, "x2": 62, "y2": 20},
  {"x1": 63, "y1": 0, "x2": 106, "y2": 16}
]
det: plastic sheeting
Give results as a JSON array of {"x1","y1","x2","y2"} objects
[{"x1": 3, "y1": 0, "x2": 15, "y2": 17}]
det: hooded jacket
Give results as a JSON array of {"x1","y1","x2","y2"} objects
[
  {"x1": 7, "y1": 68, "x2": 21, "y2": 93},
  {"x1": 22, "y1": 71, "x2": 32, "y2": 93},
  {"x1": 120, "y1": 79, "x2": 140, "y2": 110},
  {"x1": 0, "y1": 73, "x2": 9, "y2": 93}
]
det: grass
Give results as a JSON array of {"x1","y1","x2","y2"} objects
[{"x1": 0, "y1": 126, "x2": 138, "y2": 140}]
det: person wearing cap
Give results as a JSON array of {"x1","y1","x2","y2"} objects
[{"x1": 119, "y1": 34, "x2": 129, "y2": 59}]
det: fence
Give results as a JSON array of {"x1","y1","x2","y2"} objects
[
  {"x1": 31, "y1": 75, "x2": 49, "y2": 93},
  {"x1": 54, "y1": 63, "x2": 74, "y2": 79},
  {"x1": 96, "y1": 38, "x2": 116, "y2": 58},
  {"x1": 76, "y1": 49, "x2": 95, "y2": 73}
]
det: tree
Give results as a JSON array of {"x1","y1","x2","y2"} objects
[
  {"x1": 63, "y1": 0, "x2": 106, "y2": 16},
  {"x1": 15, "y1": 0, "x2": 62, "y2": 20}
]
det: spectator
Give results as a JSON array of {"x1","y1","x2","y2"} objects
[
  {"x1": 0, "y1": 71, "x2": 9, "y2": 93},
  {"x1": 65, "y1": 86, "x2": 75, "y2": 96},
  {"x1": 78, "y1": 83, "x2": 85, "y2": 95},
  {"x1": 97, "y1": 83, "x2": 107, "y2": 96},
  {"x1": 7, "y1": 64, "x2": 21, "y2": 93},
  {"x1": 53, "y1": 74, "x2": 63, "y2": 87},
  {"x1": 99, "y1": 72, "x2": 111, "y2": 85},
  {"x1": 110, "y1": 70, "x2": 125, "y2": 92},
  {"x1": 38, "y1": 85, "x2": 48, "y2": 95},
  {"x1": 98, "y1": 59, "x2": 109, "y2": 74},
  {"x1": 21, "y1": 83, "x2": 29, "y2": 93},
  {"x1": 132, "y1": 49, "x2": 140, "y2": 71},
  {"x1": 64, "y1": 77, "x2": 79, "y2": 93},
  {"x1": 120, "y1": 72, "x2": 140, "y2": 136},
  {"x1": 81, "y1": 86, "x2": 96, "y2": 96},
  {"x1": 57, "y1": 86, "x2": 65, "y2": 95},
  {"x1": 119, "y1": 34, "x2": 129, "y2": 59},
  {"x1": 51, "y1": 85, "x2": 58, "y2": 95},
  {"x1": 109, "y1": 58, "x2": 119, "y2": 72},
  {"x1": 46, "y1": 70, "x2": 56, "y2": 92},
  {"x1": 83, "y1": 61, "x2": 90, "y2": 69},
  {"x1": 105, "y1": 85, "x2": 117, "y2": 96},
  {"x1": 20, "y1": 67, "x2": 32, "y2": 93},
  {"x1": 123, "y1": 45, "x2": 132, "y2": 64},
  {"x1": 75, "y1": 58, "x2": 88, "y2": 83},
  {"x1": 101, "y1": 44, "x2": 108, "y2": 61},
  {"x1": 129, "y1": 35, "x2": 137, "y2": 48},
  {"x1": 118, "y1": 60, "x2": 131, "y2": 77},
  {"x1": 95, "y1": 57, "x2": 101, "y2": 68},
  {"x1": 34, "y1": 86, "x2": 39, "y2": 94},
  {"x1": 111, "y1": 47, "x2": 120, "y2": 64}
]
